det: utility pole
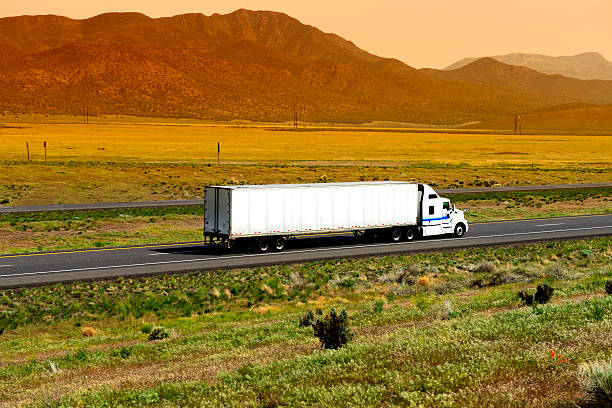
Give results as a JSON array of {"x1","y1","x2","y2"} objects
[
  {"x1": 514, "y1": 112, "x2": 518, "y2": 133},
  {"x1": 43, "y1": 141, "x2": 47, "y2": 162},
  {"x1": 217, "y1": 141, "x2": 220, "y2": 164},
  {"x1": 518, "y1": 115, "x2": 522, "y2": 134},
  {"x1": 26, "y1": 142, "x2": 29, "y2": 162}
]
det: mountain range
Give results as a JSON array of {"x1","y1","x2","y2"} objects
[
  {"x1": 1, "y1": 10, "x2": 611, "y2": 126},
  {"x1": 445, "y1": 52, "x2": 612, "y2": 81}
]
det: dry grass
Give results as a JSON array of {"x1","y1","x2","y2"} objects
[{"x1": 1, "y1": 121, "x2": 610, "y2": 164}]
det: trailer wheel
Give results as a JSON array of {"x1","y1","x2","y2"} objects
[
  {"x1": 273, "y1": 237, "x2": 285, "y2": 251},
  {"x1": 390, "y1": 228, "x2": 402, "y2": 242},
  {"x1": 454, "y1": 223, "x2": 466, "y2": 238},
  {"x1": 405, "y1": 228, "x2": 416, "y2": 241},
  {"x1": 258, "y1": 238, "x2": 270, "y2": 252}
]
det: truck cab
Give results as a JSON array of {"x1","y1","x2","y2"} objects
[{"x1": 419, "y1": 184, "x2": 468, "y2": 237}]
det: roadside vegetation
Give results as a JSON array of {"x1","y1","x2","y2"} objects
[
  {"x1": 0, "y1": 238, "x2": 610, "y2": 406},
  {"x1": 1, "y1": 160, "x2": 610, "y2": 207}
]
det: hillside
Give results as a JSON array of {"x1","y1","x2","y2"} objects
[
  {"x1": 0, "y1": 10, "x2": 557, "y2": 123},
  {"x1": 425, "y1": 57, "x2": 612, "y2": 105},
  {"x1": 466, "y1": 104, "x2": 612, "y2": 131},
  {"x1": 445, "y1": 52, "x2": 612, "y2": 80}
]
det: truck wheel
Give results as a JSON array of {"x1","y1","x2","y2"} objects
[
  {"x1": 454, "y1": 223, "x2": 466, "y2": 238},
  {"x1": 273, "y1": 237, "x2": 285, "y2": 251},
  {"x1": 405, "y1": 228, "x2": 416, "y2": 241},
  {"x1": 258, "y1": 238, "x2": 270, "y2": 252},
  {"x1": 390, "y1": 228, "x2": 402, "y2": 242}
]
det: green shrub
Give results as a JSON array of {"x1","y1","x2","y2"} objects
[
  {"x1": 578, "y1": 358, "x2": 612, "y2": 406},
  {"x1": 311, "y1": 307, "x2": 353, "y2": 350},
  {"x1": 114, "y1": 346, "x2": 131, "y2": 359},
  {"x1": 518, "y1": 284, "x2": 554, "y2": 306},
  {"x1": 605, "y1": 279, "x2": 612, "y2": 295},
  {"x1": 372, "y1": 299, "x2": 385, "y2": 313},
  {"x1": 148, "y1": 326, "x2": 170, "y2": 341},
  {"x1": 534, "y1": 283, "x2": 554, "y2": 304},
  {"x1": 140, "y1": 323, "x2": 153, "y2": 334},
  {"x1": 298, "y1": 309, "x2": 319, "y2": 328}
]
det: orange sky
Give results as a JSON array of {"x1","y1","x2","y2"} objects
[{"x1": 1, "y1": 0, "x2": 610, "y2": 68}]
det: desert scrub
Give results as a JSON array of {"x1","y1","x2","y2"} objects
[
  {"x1": 578, "y1": 358, "x2": 612, "y2": 406},
  {"x1": 311, "y1": 308, "x2": 353, "y2": 349},
  {"x1": 0, "y1": 237, "x2": 610, "y2": 334},
  {"x1": 33, "y1": 296, "x2": 612, "y2": 408}
]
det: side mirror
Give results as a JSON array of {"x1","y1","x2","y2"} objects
[{"x1": 453, "y1": 204, "x2": 456, "y2": 211}]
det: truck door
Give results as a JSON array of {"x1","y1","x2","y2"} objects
[
  {"x1": 422, "y1": 192, "x2": 443, "y2": 236},
  {"x1": 441, "y1": 200, "x2": 453, "y2": 232}
]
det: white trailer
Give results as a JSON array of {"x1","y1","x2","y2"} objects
[{"x1": 204, "y1": 181, "x2": 468, "y2": 251}]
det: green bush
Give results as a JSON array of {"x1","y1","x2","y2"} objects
[
  {"x1": 372, "y1": 299, "x2": 385, "y2": 313},
  {"x1": 311, "y1": 307, "x2": 353, "y2": 350},
  {"x1": 605, "y1": 279, "x2": 612, "y2": 295},
  {"x1": 298, "y1": 309, "x2": 317, "y2": 327},
  {"x1": 140, "y1": 323, "x2": 153, "y2": 334},
  {"x1": 578, "y1": 358, "x2": 612, "y2": 406},
  {"x1": 148, "y1": 326, "x2": 170, "y2": 341},
  {"x1": 518, "y1": 284, "x2": 554, "y2": 306}
]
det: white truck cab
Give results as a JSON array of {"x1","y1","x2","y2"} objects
[{"x1": 420, "y1": 184, "x2": 468, "y2": 237}]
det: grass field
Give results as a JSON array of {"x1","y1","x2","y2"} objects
[
  {"x1": 0, "y1": 238, "x2": 610, "y2": 407},
  {"x1": 1, "y1": 189, "x2": 610, "y2": 254},
  {"x1": 1, "y1": 120, "x2": 611, "y2": 164},
  {"x1": 0, "y1": 116, "x2": 610, "y2": 206}
]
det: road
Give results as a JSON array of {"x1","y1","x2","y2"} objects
[
  {"x1": 0, "y1": 214, "x2": 610, "y2": 288},
  {"x1": 1, "y1": 183, "x2": 610, "y2": 214}
]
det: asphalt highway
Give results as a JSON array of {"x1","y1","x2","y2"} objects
[
  {"x1": 0, "y1": 214, "x2": 610, "y2": 288},
  {"x1": 2, "y1": 183, "x2": 610, "y2": 214}
]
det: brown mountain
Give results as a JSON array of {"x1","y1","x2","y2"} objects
[
  {"x1": 445, "y1": 52, "x2": 612, "y2": 81},
  {"x1": 0, "y1": 10, "x2": 575, "y2": 123},
  {"x1": 424, "y1": 57, "x2": 612, "y2": 105},
  {"x1": 466, "y1": 104, "x2": 612, "y2": 132}
]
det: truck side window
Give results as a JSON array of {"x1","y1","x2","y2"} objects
[
  {"x1": 428, "y1": 194, "x2": 437, "y2": 199},
  {"x1": 429, "y1": 206, "x2": 434, "y2": 215},
  {"x1": 443, "y1": 202, "x2": 450, "y2": 210}
]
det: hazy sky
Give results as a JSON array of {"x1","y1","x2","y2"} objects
[{"x1": 1, "y1": 0, "x2": 610, "y2": 68}]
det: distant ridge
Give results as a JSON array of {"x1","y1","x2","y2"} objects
[
  {"x1": 426, "y1": 57, "x2": 612, "y2": 105},
  {"x1": 444, "y1": 52, "x2": 612, "y2": 81},
  {"x1": 0, "y1": 10, "x2": 603, "y2": 124}
]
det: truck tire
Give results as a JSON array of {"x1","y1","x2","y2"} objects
[
  {"x1": 273, "y1": 237, "x2": 285, "y2": 251},
  {"x1": 405, "y1": 228, "x2": 416, "y2": 241},
  {"x1": 258, "y1": 238, "x2": 270, "y2": 252},
  {"x1": 454, "y1": 223, "x2": 466, "y2": 238},
  {"x1": 390, "y1": 227, "x2": 402, "y2": 242}
]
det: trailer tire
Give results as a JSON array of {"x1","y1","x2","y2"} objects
[
  {"x1": 454, "y1": 223, "x2": 466, "y2": 238},
  {"x1": 405, "y1": 228, "x2": 416, "y2": 241},
  {"x1": 258, "y1": 238, "x2": 270, "y2": 252},
  {"x1": 390, "y1": 227, "x2": 402, "y2": 242},
  {"x1": 272, "y1": 237, "x2": 285, "y2": 251}
]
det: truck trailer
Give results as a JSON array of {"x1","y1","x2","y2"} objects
[{"x1": 204, "y1": 181, "x2": 468, "y2": 252}]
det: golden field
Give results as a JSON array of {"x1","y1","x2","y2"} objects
[
  {"x1": 1, "y1": 119, "x2": 611, "y2": 164},
  {"x1": 1, "y1": 116, "x2": 611, "y2": 206}
]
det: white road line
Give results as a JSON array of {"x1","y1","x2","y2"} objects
[
  {"x1": 535, "y1": 223, "x2": 565, "y2": 227},
  {"x1": 0, "y1": 265, "x2": 11, "y2": 268},
  {"x1": 1, "y1": 225, "x2": 611, "y2": 279},
  {"x1": 148, "y1": 253, "x2": 166, "y2": 256}
]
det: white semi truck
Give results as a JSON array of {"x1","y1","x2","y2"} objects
[{"x1": 204, "y1": 181, "x2": 468, "y2": 252}]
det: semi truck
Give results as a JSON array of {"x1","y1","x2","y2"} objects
[{"x1": 204, "y1": 181, "x2": 468, "y2": 252}]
